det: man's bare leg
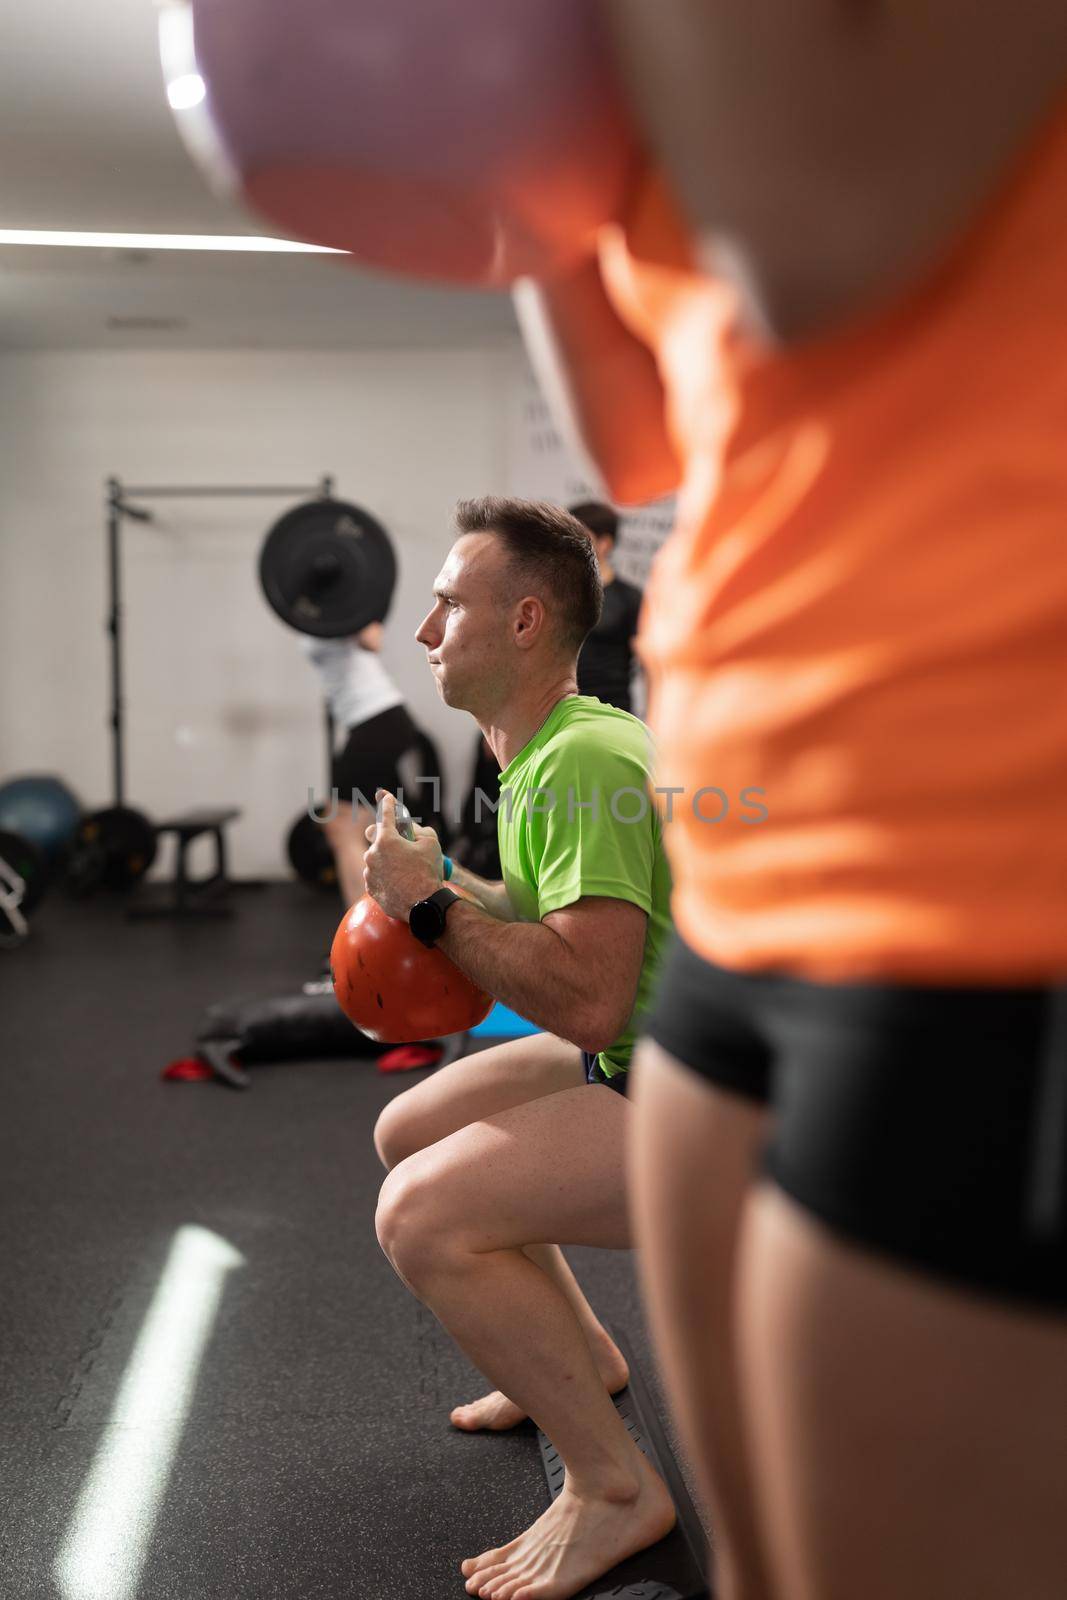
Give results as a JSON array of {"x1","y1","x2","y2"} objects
[
  {"x1": 629, "y1": 1041, "x2": 776, "y2": 1600},
  {"x1": 740, "y1": 1185, "x2": 1067, "y2": 1600},
  {"x1": 322, "y1": 800, "x2": 373, "y2": 907},
  {"x1": 451, "y1": 1244, "x2": 631, "y2": 1432},
  {"x1": 373, "y1": 1034, "x2": 630, "y2": 1431},
  {"x1": 376, "y1": 1084, "x2": 675, "y2": 1600}
]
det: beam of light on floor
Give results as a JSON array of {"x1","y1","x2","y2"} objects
[{"x1": 53, "y1": 1225, "x2": 245, "y2": 1600}]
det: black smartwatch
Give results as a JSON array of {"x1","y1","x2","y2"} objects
[{"x1": 409, "y1": 887, "x2": 460, "y2": 948}]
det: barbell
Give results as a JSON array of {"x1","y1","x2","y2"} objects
[{"x1": 258, "y1": 498, "x2": 397, "y2": 638}]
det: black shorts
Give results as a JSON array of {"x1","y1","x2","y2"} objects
[
  {"x1": 646, "y1": 933, "x2": 1067, "y2": 1311},
  {"x1": 332, "y1": 705, "x2": 422, "y2": 813},
  {"x1": 583, "y1": 1050, "x2": 629, "y2": 1097}
]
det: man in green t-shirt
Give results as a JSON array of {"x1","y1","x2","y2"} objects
[{"x1": 363, "y1": 497, "x2": 676, "y2": 1599}]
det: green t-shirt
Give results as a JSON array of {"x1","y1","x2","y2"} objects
[{"x1": 495, "y1": 695, "x2": 673, "y2": 1081}]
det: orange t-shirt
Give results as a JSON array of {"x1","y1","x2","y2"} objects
[{"x1": 598, "y1": 105, "x2": 1067, "y2": 984}]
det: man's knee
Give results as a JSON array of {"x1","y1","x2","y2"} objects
[{"x1": 374, "y1": 1160, "x2": 449, "y2": 1281}]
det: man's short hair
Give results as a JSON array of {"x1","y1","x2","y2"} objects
[
  {"x1": 568, "y1": 501, "x2": 619, "y2": 546},
  {"x1": 454, "y1": 496, "x2": 603, "y2": 655}
]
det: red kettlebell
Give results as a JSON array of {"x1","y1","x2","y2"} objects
[
  {"x1": 331, "y1": 890, "x2": 492, "y2": 1043},
  {"x1": 330, "y1": 796, "x2": 492, "y2": 1043}
]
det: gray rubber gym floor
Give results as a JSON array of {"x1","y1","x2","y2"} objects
[{"x1": 1, "y1": 883, "x2": 708, "y2": 1599}]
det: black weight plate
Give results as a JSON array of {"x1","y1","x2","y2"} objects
[
  {"x1": 287, "y1": 811, "x2": 337, "y2": 888},
  {"x1": 0, "y1": 829, "x2": 50, "y2": 915},
  {"x1": 259, "y1": 498, "x2": 397, "y2": 638},
  {"x1": 69, "y1": 806, "x2": 157, "y2": 893}
]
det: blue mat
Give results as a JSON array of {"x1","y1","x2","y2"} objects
[{"x1": 470, "y1": 1003, "x2": 541, "y2": 1038}]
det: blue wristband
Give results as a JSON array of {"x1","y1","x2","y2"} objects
[{"x1": 442, "y1": 855, "x2": 454, "y2": 882}]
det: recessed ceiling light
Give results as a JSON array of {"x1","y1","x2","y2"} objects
[
  {"x1": 166, "y1": 72, "x2": 206, "y2": 111},
  {"x1": 0, "y1": 230, "x2": 341, "y2": 254}
]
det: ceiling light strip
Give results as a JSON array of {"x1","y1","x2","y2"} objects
[{"x1": 0, "y1": 230, "x2": 342, "y2": 254}]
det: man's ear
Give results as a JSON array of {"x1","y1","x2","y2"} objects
[{"x1": 514, "y1": 596, "x2": 546, "y2": 649}]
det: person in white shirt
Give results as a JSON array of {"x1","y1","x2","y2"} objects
[{"x1": 301, "y1": 622, "x2": 440, "y2": 905}]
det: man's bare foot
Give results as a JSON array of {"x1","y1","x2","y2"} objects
[
  {"x1": 450, "y1": 1333, "x2": 630, "y2": 1433},
  {"x1": 461, "y1": 1451, "x2": 676, "y2": 1599}
]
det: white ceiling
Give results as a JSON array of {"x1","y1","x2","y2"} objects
[{"x1": 0, "y1": 0, "x2": 519, "y2": 349}]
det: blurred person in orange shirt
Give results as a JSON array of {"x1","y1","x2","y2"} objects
[{"x1": 517, "y1": 9, "x2": 1067, "y2": 1598}]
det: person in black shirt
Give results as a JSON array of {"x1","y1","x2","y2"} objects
[{"x1": 569, "y1": 502, "x2": 644, "y2": 714}]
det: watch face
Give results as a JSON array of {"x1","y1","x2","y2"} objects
[{"x1": 410, "y1": 896, "x2": 445, "y2": 945}]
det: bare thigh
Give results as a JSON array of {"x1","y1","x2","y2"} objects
[
  {"x1": 741, "y1": 1186, "x2": 1067, "y2": 1600},
  {"x1": 630, "y1": 1040, "x2": 775, "y2": 1599},
  {"x1": 374, "y1": 1031, "x2": 586, "y2": 1168},
  {"x1": 381, "y1": 1082, "x2": 632, "y2": 1254}
]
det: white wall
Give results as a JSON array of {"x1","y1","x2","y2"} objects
[
  {"x1": 0, "y1": 344, "x2": 525, "y2": 877},
  {"x1": 504, "y1": 369, "x2": 675, "y2": 590}
]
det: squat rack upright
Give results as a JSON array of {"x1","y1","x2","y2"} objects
[{"x1": 104, "y1": 475, "x2": 335, "y2": 811}]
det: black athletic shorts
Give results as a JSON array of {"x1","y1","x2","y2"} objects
[
  {"x1": 583, "y1": 1050, "x2": 629, "y2": 1097},
  {"x1": 646, "y1": 932, "x2": 1067, "y2": 1310},
  {"x1": 332, "y1": 704, "x2": 422, "y2": 811}
]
